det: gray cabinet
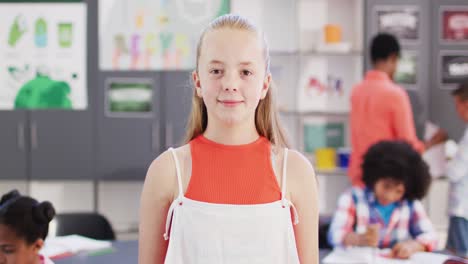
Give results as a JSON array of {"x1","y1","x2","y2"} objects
[
  {"x1": 163, "y1": 71, "x2": 193, "y2": 148},
  {"x1": 97, "y1": 72, "x2": 162, "y2": 180},
  {"x1": 0, "y1": 110, "x2": 94, "y2": 180},
  {"x1": 29, "y1": 111, "x2": 94, "y2": 180},
  {"x1": 0, "y1": 111, "x2": 28, "y2": 180},
  {"x1": 96, "y1": 71, "x2": 193, "y2": 180}
]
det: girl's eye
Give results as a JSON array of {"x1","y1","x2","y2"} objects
[
  {"x1": 1, "y1": 246, "x2": 15, "y2": 254},
  {"x1": 210, "y1": 69, "x2": 222, "y2": 75},
  {"x1": 242, "y1": 70, "x2": 252, "y2": 76}
]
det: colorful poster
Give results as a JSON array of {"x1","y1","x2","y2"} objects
[
  {"x1": 106, "y1": 78, "x2": 153, "y2": 117},
  {"x1": 375, "y1": 6, "x2": 419, "y2": 41},
  {"x1": 441, "y1": 8, "x2": 468, "y2": 42},
  {"x1": 99, "y1": 0, "x2": 229, "y2": 70},
  {"x1": 296, "y1": 56, "x2": 361, "y2": 113},
  {"x1": 441, "y1": 54, "x2": 468, "y2": 85},
  {"x1": 0, "y1": 3, "x2": 87, "y2": 110},
  {"x1": 395, "y1": 52, "x2": 418, "y2": 85}
]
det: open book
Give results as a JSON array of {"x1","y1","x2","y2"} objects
[
  {"x1": 40, "y1": 235, "x2": 113, "y2": 259},
  {"x1": 323, "y1": 247, "x2": 452, "y2": 264}
]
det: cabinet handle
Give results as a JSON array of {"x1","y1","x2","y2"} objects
[
  {"x1": 165, "y1": 123, "x2": 173, "y2": 148},
  {"x1": 17, "y1": 122, "x2": 25, "y2": 150},
  {"x1": 152, "y1": 123, "x2": 159, "y2": 151},
  {"x1": 31, "y1": 122, "x2": 38, "y2": 149}
]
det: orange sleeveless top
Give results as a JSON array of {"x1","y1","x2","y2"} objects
[{"x1": 185, "y1": 135, "x2": 281, "y2": 204}]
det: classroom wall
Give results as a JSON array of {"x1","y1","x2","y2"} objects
[{"x1": 429, "y1": 0, "x2": 467, "y2": 141}]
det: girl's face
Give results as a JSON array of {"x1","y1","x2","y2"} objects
[
  {"x1": 193, "y1": 29, "x2": 271, "y2": 126},
  {"x1": 0, "y1": 224, "x2": 42, "y2": 264},
  {"x1": 374, "y1": 178, "x2": 405, "y2": 206}
]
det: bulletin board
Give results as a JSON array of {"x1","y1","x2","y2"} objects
[
  {"x1": 99, "y1": 0, "x2": 230, "y2": 70},
  {"x1": 0, "y1": 2, "x2": 87, "y2": 110}
]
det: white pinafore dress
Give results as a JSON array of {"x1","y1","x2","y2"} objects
[{"x1": 163, "y1": 147, "x2": 300, "y2": 264}]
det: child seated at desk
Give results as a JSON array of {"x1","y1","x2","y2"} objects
[
  {"x1": 0, "y1": 190, "x2": 55, "y2": 264},
  {"x1": 328, "y1": 140, "x2": 438, "y2": 259}
]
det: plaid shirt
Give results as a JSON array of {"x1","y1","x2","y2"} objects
[{"x1": 327, "y1": 187, "x2": 438, "y2": 251}]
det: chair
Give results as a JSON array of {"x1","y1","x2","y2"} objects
[
  {"x1": 53, "y1": 212, "x2": 116, "y2": 240},
  {"x1": 319, "y1": 215, "x2": 333, "y2": 249}
]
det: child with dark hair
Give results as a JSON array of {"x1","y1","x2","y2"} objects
[
  {"x1": 445, "y1": 80, "x2": 468, "y2": 258},
  {"x1": 0, "y1": 190, "x2": 55, "y2": 264},
  {"x1": 328, "y1": 140, "x2": 438, "y2": 259}
]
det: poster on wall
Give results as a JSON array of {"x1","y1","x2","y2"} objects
[
  {"x1": 296, "y1": 56, "x2": 361, "y2": 113},
  {"x1": 105, "y1": 78, "x2": 153, "y2": 118},
  {"x1": 394, "y1": 52, "x2": 418, "y2": 86},
  {"x1": 441, "y1": 7, "x2": 468, "y2": 43},
  {"x1": 440, "y1": 52, "x2": 468, "y2": 88},
  {"x1": 0, "y1": 3, "x2": 87, "y2": 110},
  {"x1": 375, "y1": 5, "x2": 420, "y2": 42},
  {"x1": 99, "y1": 0, "x2": 229, "y2": 71}
]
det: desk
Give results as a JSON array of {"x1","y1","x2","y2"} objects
[
  {"x1": 54, "y1": 241, "x2": 138, "y2": 264},
  {"x1": 55, "y1": 240, "x2": 331, "y2": 263}
]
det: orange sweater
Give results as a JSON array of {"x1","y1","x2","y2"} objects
[
  {"x1": 185, "y1": 135, "x2": 281, "y2": 204},
  {"x1": 349, "y1": 70, "x2": 425, "y2": 187}
]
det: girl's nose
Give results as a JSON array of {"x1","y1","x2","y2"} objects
[{"x1": 222, "y1": 72, "x2": 239, "y2": 92}]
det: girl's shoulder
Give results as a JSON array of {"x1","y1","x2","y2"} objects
[
  {"x1": 283, "y1": 148, "x2": 316, "y2": 186},
  {"x1": 144, "y1": 144, "x2": 191, "y2": 201},
  {"x1": 147, "y1": 144, "x2": 191, "y2": 174}
]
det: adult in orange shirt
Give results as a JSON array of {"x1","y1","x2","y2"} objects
[{"x1": 349, "y1": 33, "x2": 446, "y2": 187}]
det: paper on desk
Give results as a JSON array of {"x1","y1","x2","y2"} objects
[
  {"x1": 323, "y1": 247, "x2": 450, "y2": 264},
  {"x1": 424, "y1": 121, "x2": 439, "y2": 141},
  {"x1": 40, "y1": 234, "x2": 112, "y2": 258}
]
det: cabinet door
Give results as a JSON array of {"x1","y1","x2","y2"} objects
[
  {"x1": 97, "y1": 72, "x2": 162, "y2": 180},
  {"x1": 0, "y1": 111, "x2": 28, "y2": 180},
  {"x1": 162, "y1": 71, "x2": 193, "y2": 148},
  {"x1": 29, "y1": 110, "x2": 94, "y2": 180}
]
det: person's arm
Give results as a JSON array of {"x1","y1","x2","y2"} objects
[
  {"x1": 446, "y1": 131, "x2": 468, "y2": 182},
  {"x1": 288, "y1": 150, "x2": 319, "y2": 264},
  {"x1": 391, "y1": 200, "x2": 437, "y2": 259},
  {"x1": 327, "y1": 190, "x2": 358, "y2": 247},
  {"x1": 139, "y1": 150, "x2": 177, "y2": 264},
  {"x1": 407, "y1": 200, "x2": 438, "y2": 252},
  {"x1": 391, "y1": 89, "x2": 425, "y2": 152}
]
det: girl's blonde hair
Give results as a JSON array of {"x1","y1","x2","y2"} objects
[{"x1": 185, "y1": 14, "x2": 289, "y2": 148}]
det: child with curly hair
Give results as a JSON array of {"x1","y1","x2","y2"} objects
[{"x1": 328, "y1": 140, "x2": 437, "y2": 259}]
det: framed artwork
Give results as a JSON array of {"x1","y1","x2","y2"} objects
[
  {"x1": 439, "y1": 51, "x2": 468, "y2": 89},
  {"x1": 374, "y1": 5, "x2": 420, "y2": 43},
  {"x1": 440, "y1": 6, "x2": 468, "y2": 43},
  {"x1": 105, "y1": 78, "x2": 154, "y2": 118},
  {"x1": 394, "y1": 51, "x2": 418, "y2": 86}
]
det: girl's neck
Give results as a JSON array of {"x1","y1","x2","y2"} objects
[{"x1": 203, "y1": 119, "x2": 260, "y2": 145}]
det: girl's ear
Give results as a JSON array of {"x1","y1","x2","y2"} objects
[
  {"x1": 261, "y1": 73, "x2": 271, "y2": 99},
  {"x1": 192, "y1": 71, "x2": 202, "y2": 98},
  {"x1": 32, "y1": 238, "x2": 44, "y2": 253}
]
